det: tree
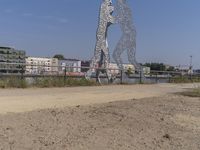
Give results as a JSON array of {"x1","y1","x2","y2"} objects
[
  {"x1": 144, "y1": 63, "x2": 166, "y2": 71},
  {"x1": 166, "y1": 66, "x2": 175, "y2": 72},
  {"x1": 125, "y1": 67, "x2": 133, "y2": 76},
  {"x1": 53, "y1": 54, "x2": 65, "y2": 60}
]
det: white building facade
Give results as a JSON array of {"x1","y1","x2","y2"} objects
[
  {"x1": 109, "y1": 63, "x2": 136, "y2": 75},
  {"x1": 143, "y1": 66, "x2": 151, "y2": 74},
  {"x1": 25, "y1": 57, "x2": 58, "y2": 75},
  {"x1": 58, "y1": 59, "x2": 82, "y2": 74}
]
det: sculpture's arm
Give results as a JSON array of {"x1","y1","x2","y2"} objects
[
  {"x1": 107, "y1": 5, "x2": 115, "y2": 24},
  {"x1": 108, "y1": 15, "x2": 115, "y2": 24}
]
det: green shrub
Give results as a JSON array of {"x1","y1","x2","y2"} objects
[
  {"x1": 65, "y1": 78, "x2": 97, "y2": 86},
  {"x1": 0, "y1": 80, "x2": 6, "y2": 88}
]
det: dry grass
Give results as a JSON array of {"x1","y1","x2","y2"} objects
[
  {"x1": 0, "y1": 77, "x2": 98, "y2": 88},
  {"x1": 178, "y1": 88, "x2": 200, "y2": 97},
  {"x1": 170, "y1": 76, "x2": 200, "y2": 83}
]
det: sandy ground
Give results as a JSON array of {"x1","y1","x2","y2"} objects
[
  {"x1": 0, "y1": 83, "x2": 199, "y2": 114},
  {"x1": 0, "y1": 95, "x2": 199, "y2": 150},
  {"x1": 0, "y1": 83, "x2": 199, "y2": 150}
]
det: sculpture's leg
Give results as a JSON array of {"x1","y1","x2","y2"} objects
[
  {"x1": 126, "y1": 41, "x2": 144, "y2": 83},
  {"x1": 86, "y1": 45, "x2": 101, "y2": 79},
  {"x1": 113, "y1": 36, "x2": 125, "y2": 72},
  {"x1": 93, "y1": 43, "x2": 102, "y2": 67},
  {"x1": 127, "y1": 41, "x2": 141, "y2": 73},
  {"x1": 96, "y1": 66, "x2": 101, "y2": 84},
  {"x1": 103, "y1": 47, "x2": 112, "y2": 82},
  {"x1": 96, "y1": 50, "x2": 105, "y2": 84}
]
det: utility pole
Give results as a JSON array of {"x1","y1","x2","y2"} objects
[
  {"x1": 189, "y1": 55, "x2": 193, "y2": 80},
  {"x1": 189, "y1": 55, "x2": 193, "y2": 70}
]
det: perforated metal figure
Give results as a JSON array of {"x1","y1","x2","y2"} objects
[
  {"x1": 113, "y1": 0, "x2": 141, "y2": 73},
  {"x1": 86, "y1": 0, "x2": 115, "y2": 83}
]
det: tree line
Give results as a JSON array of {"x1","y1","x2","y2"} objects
[{"x1": 144, "y1": 63, "x2": 175, "y2": 71}]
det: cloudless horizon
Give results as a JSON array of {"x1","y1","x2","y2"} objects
[{"x1": 0, "y1": 0, "x2": 199, "y2": 69}]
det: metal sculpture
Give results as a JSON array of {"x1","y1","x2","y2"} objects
[
  {"x1": 86, "y1": 0, "x2": 115, "y2": 83},
  {"x1": 113, "y1": 0, "x2": 141, "y2": 73}
]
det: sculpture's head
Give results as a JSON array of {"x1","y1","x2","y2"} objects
[
  {"x1": 102, "y1": 0, "x2": 114, "y2": 14},
  {"x1": 103, "y1": 0, "x2": 112, "y2": 6}
]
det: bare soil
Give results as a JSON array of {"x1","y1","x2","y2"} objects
[
  {"x1": 0, "y1": 83, "x2": 199, "y2": 114},
  {"x1": 0, "y1": 83, "x2": 199, "y2": 150}
]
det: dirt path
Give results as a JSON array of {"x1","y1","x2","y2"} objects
[{"x1": 0, "y1": 83, "x2": 199, "y2": 114}]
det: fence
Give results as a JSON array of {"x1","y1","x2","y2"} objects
[{"x1": 0, "y1": 62, "x2": 200, "y2": 84}]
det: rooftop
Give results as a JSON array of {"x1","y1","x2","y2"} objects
[{"x1": 0, "y1": 47, "x2": 12, "y2": 50}]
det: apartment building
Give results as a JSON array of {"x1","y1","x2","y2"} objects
[
  {"x1": 109, "y1": 63, "x2": 136, "y2": 75},
  {"x1": 81, "y1": 60, "x2": 90, "y2": 73},
  {"x1": 0, "y1": 46, "x2": 26, "y2": 74},
  {"x1": 58, "y1": 59, "x2": 81, "y2": 74},
  {"x1": 25, "y1": 57, "x2": 58, "y2": 75}
]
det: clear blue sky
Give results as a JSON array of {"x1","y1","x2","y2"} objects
[{"x1": 0, "y1": 0, "x2": 199, "y2": 69}]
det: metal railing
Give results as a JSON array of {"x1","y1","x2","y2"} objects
[{"x1": 0, "y1": 62, "x2": 200, "y2": 84}]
